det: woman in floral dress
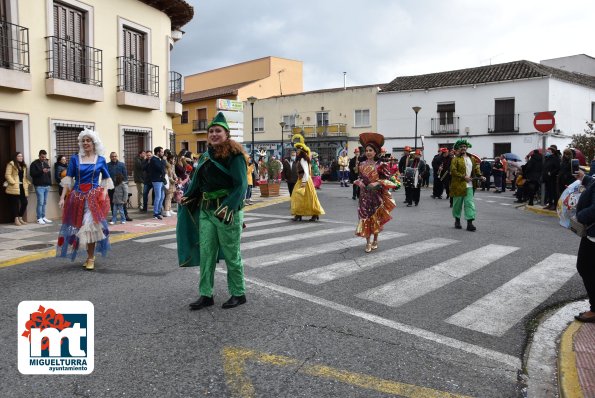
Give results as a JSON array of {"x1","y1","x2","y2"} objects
[{"x1": 354, "y1": 132, "x2": 398, "y2": 253}]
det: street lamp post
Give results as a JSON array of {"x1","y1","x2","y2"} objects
[
  {"x1": 247, "y1": 96, "x2": 257, "y2": 160},
  {"x1": 279, "y1": 121, "x2": 286, "y2": 159},
  {"x1": 412, "y1": 106, "x2": 421, "y2": 151}
]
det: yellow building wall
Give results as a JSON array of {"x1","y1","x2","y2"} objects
[
  {"x1": 173, "y1": 98, "x2": 227, "y2": 154},
  {"x1": 184, "y1": 56, "x2": 303, "y2": 100},
  {"x1": 0, "y1": 0, "x2": 179, "y2": 220}
]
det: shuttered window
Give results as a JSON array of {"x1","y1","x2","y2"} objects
[
  {"x1": 437, "y1": 103, "x2": 455, "y2": 125},
  {"x1": 53, "y1": 2, "x2": 85, "y2": 82},
  {"x1": 121, "y1": 26, "x2": 146, "y2": 93}
]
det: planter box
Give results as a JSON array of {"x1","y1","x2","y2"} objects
[{"x1": 260, "y1": 182, "x2": 280, "y2": 197}]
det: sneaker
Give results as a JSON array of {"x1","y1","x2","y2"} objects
[
  {"x1": 153, "y1": 215, "x2": 162, "y2": 220},
  {"x1": 121, "y1": 221, "x2": 126, "y2": 224},
  {"x1": 37, "y1": 218, "x2": 46, "y2": 225},
  {"x1": 42, "y1": 217, "x2": 53, "y2": 223},
  {"x1": 109, "y1": 221, "x2": 115, "y2": 225}
]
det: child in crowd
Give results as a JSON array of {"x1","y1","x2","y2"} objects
[{"x1": 111, "y1": 173, "x2": 128, "y2": 225}]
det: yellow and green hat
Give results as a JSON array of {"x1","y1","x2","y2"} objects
[{"x1": 207, "y1": 112, "x2": 230, "y2": 132}]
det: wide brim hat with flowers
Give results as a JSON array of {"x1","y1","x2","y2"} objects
[{"x1": 359, "y1": 132, "x2": 384, "y2": 155}]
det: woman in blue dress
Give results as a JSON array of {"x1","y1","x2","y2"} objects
[{"x1": 57, "y1": 129, "x2": 113, "y2": 270}]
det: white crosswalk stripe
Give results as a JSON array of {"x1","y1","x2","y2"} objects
[
  {"x1": 244, "y1": 231, "x2": 407, "y2": 268},
  {"x1": 356, "y1": 244, "x2": 520, "y2": 307},
  {"x1": 241, "y1": 226, "x2": 354, "y2": 251},
  {"x1": 244, "y1": 219, "x2": 287, "y2": 228},
  {"x1": 445, "y1": 253, "x2": 578, "y2": 336},
  {"x1": 241, "y1": 223, "x2": 317, "y2": 238},
  {"x1": 289, "y1": 238, "x2": 458, "y2": 285}
]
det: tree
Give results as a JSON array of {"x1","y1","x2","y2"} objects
[{"x1": 570, "y1": 121, "x2": 595, "y2": 164}]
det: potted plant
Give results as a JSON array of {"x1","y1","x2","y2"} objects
[{"x1": 260, "y1": 157, "x2": 282, "y2": 197}]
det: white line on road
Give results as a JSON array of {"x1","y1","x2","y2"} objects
[
  {"x1": 221, "y1": 271, "x2": 521, "y2": 371},
  {"x1": 244, "y1": 231, "x2": 407, "y2": 268},
  {"x1": 445, "y1": 253, "x2": 578, "y2": 336},
  {"x1": 485, "y1": 200, "x2": 496, "y2": 203},
  {"x1": 243, "y1": 219, "x2": 288, "y2": 228},
  {"x1": 242, "y1": 223, "x2": 316, "y2": 238},
  {"x1": 500, "y1": 203, "x2": 512, "y2": 206},
  {"x1": 241, "y1": 226, "x2": 354, "y2": 251},
  {"x1": 245, "y1": 212, "x2": 351, "y2": 225},
  {"x1": 356, "y1": 244, "x2": 519, "y2": 307},
  {"x1": 289, "y1": 238, "x2": 458, "y2": 285},
  {"x1": 133, "y1": 231, "x2": 176, "y2": 243}
]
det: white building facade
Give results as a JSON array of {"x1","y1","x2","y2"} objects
[{"x1": 377, "y1": 60, "x2": 595, "y2": 160}]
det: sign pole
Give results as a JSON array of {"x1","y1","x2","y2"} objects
[
  {"x1": 541, "y1": 134, "x2": 546, "y2": 206},
  {"x1": 533, "y1": 111, "x2": 556, "y2": 208}
]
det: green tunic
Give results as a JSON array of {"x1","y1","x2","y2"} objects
[{"x1": 176, "y1": 148, "x2": 248, "y2": 268}]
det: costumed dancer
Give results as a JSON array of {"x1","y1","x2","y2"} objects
[
  {"x1": 177, "y1": 112, "x2": 248, "y2": 310},
  {"x1": 449, "y1": 139, "x2": 484, "y2": 231},
  {"x1": 290, "y1": 134, "x2": 325, "y2": 221},
  {"x1": 355, "y1": 132, "x2": 399, "y2": 253},
  {"x1": 57, "y1": 129, "x2": 113, "y2": 270},
  {"x1": 311, "y1": 152, "x2": 322, "y2": 189}
]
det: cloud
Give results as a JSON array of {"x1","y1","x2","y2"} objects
[{"x1": 171, "y1": 0, "x2": 595, "y2": 91}]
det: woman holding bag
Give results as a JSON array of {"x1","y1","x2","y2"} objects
[
  {"x1": 574, "y1": 171, "x2": 595, "y2": 322},
  {"x1": 5, "y1": 152, "x2": 31, "y2": 226}
]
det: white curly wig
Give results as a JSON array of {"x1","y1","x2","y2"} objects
[{"x1": 78, "y1": 128, "x2": 105, "y2": 156}]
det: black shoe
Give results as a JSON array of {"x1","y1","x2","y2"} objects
[
  {"x1": 222, "y1": 295, "x2": 246, "y2": 309},
  {"x1": 403, "y1": 200, "x2": 408, "y2": 204},
  {"x1": 189, "y1": 296, "x2": 214, "y2": 310},
  {"x1": 139, "y1": 208, "x2": 147, "y2": 213},
  {"x1": 406, "y1": 204, "x2": 412, "y2": 207},
  {"x1": 125, "y1": 217, "x2": 133, "y2": 222},
  {"x1": 454, "y1": 218, "x2": 462, "y2": 229},
  {"x1": 309, "y1": 215, "x2": 319, "y2": 222},
  {"x1": 466, "y1": 220, "x2": 476, "y2": 232},
  {"x1": 292, "y1": 215, "x2": 302, "y2": 221},
  {"x1": 153, "y1": 214, "x2": 163, "y2": 220},
  {"x1": 414, "y1": 202, "x2": 419, "y2": 206},
  {"x1": 352, "y1": 196, "x2": 356, "y2": 200}
]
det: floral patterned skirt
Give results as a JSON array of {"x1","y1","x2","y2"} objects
[
  {"x1": 56, "y1": 187, "x2": 111, "y2": 261},
  {"x1": 356, "y1": 189, "x2": 396, "y2": 238}
]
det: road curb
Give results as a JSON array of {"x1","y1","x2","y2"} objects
[
  {"x1": 0, "y1": 197, "x2": 289, "y2": 269},
  {"x1": 523, "y1": 205, "x2": 558, "y2": 217},
  {"x1": 558, "y1": 321, "x2": 584, "y2": 398}
]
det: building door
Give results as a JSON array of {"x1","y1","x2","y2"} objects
[
  {"x1": 493, "y1": 143, "x2": 511, "y2": 158},
  {"x1": 53, "y1": 2, "x2": 85, "y2": 82},
  {"x1": 122, "y1": 26, "x2": 146, "y2": 93},
  {"x1": 0, "y1": 121, "x2": 16, "y2": 223},
  {"x1": 494, "y1": 99, "x2": 515, "y2": 132}
]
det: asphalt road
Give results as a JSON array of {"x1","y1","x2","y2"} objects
[{"x1": 0, "y1": 184, "x2": 585, "y2": 397}]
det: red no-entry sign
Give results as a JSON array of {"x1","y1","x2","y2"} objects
[{"x1": 533, "y1": 111, "x2": 556, "y2": 133}]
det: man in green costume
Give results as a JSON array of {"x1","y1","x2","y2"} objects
[
  {"x1": 177, "y1": 112, "x2": 249, "y2": 310},
  {"x1": 449, "y1": 139, "x2": 484, "y2": 231}
]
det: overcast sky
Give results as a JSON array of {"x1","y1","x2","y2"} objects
[{"x1": 171, "y1": 0, "x2": 594, "y2": 92}]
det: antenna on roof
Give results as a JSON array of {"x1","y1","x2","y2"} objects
[
  {"x1": 343, "y1": 72, "x2": 347, "y2": 89},
  {"x1": 480, "y1": 53, "x2": 504, "y2": 66}
]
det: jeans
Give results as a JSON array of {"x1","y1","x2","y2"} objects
[
  {"x1": 35, "y1": 185, "x2": 49, "y2": 219},
  {"x1": 112, "y1": 204, "x2": 125, "y2": 223},
  {"x1": 245, "y1": 185, "x2": 253, "y2": 200},
  {"x1": 152, "y1": 182, "x2": 164, "y2": 215},
  {"x1": 142, "y1": 183, "x2": 153, "y2": 210}
]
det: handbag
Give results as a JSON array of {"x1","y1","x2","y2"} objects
[{"x1": 569, "y1": 216, "x2": 594, "y2": 238}]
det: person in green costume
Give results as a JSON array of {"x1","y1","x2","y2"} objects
[
  {"x1": 449, "y1": 139, "x2": 484, "y2": 231},
  {"x1": 177, "y1": 112, "x2": 248, "y2": 310}
]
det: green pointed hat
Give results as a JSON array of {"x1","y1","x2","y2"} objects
[
  {"x1": 453, "y1": 139, "x2": 472, "y2": 149},
  {"x1": 207, "y1": 112, "x2": 230, "y2": 131}
]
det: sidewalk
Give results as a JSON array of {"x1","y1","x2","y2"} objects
[
  {"x1": 0, "y1": 186, "x2": 290, "y2": 268},
  {"x1": 559, "y1": 317, "x2": 595, "y2": 397}
]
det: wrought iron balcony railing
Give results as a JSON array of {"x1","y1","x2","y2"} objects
[
  {"x1": 45, "y1": 36, "x2": 102, "y2": 86},
  {"x1": 169, "y1": 71, "x2": 182, "y2": 103},
  {"x1": 117, "y1": 56, "x2": 159, "y2": 96},
  {"x1": 0, "y1": 19, "x2": 29, "y2": 72},
  {"x1": 431, "y1": 116, "x2": 460, "y2": 135},
  {"x1": 292, "y1": 124, "x2": 348, "y2": 138},
  {"x1": 488, "y1": 114, "x2": 519, "y2": 133},
  {"x1": 192, "y1": 119, "x2": 208, "y2": 131}
]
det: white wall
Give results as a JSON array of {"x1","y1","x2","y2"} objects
[{"x1": 549, "y1": 78, "x2": 595, "y2": 134}]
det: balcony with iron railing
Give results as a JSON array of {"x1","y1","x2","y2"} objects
[
  {"x1": 116, "y1": 56, "x2": 160, "y2": 110},
  {"x1": 488, "y1": 114, "x2": 519, "y2": 133},
  {"x1": 45, "y1": 36, "x2": 103, "y2": 101},
  {"x1": 291, "y1": 123, "x2": 348, "y2": 139},
  {"x1": 431, "y1": 116, "x2": 460, "y2": 135},
  {"x1": 192, "y1": 119, "x2": 208, "y2": 132},
  {"x1": 166, "y1": 71, "x2": 183, "y2": 116},
  {"x1": 0, "y1": 19, "x2": 31, "y2": 90}
]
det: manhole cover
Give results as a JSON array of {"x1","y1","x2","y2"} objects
[{"x1": 17, "y1": 243, "x2": 55, "y2": 251}]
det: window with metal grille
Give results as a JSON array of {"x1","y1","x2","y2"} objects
[
  {"x1": 123, "y1": 129, "x2": 148, "y2": 179},
  {"x1": 54, "y1": 123, "x2": 93, "y2": 159},
  {"x1": 181, "y1": 110, "x2": 188, "y2": 124}
]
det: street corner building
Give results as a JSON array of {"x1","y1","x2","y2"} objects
[{"x1": 0, "y1": 0, "x2": 193, "y2": 223}]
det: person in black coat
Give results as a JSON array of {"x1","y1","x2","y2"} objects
[
  {"x1": 348, "y1": 147, "x2": 362, "y2": 200},
  {"x1": 574, "y1": 171, "x2": 595, "y2": 323},
  {"x1": 524, "y1": 150, "x2": 543, "y2": 206},
  {"x1": 431, "y1": 151, "x2": 443, "y2": 198},
  {"x1": 479, "y1": 157, "x2": 492, "y2": 191},
  {"x1": 542, "y1": 146, "x2": 560, "y2": 210},
  {"x1": 557, "y1": 148, "x2": 575, "y2": 202},
  {"x1": 398, "y1": 146, "x2": 412, "y2": 203}
]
